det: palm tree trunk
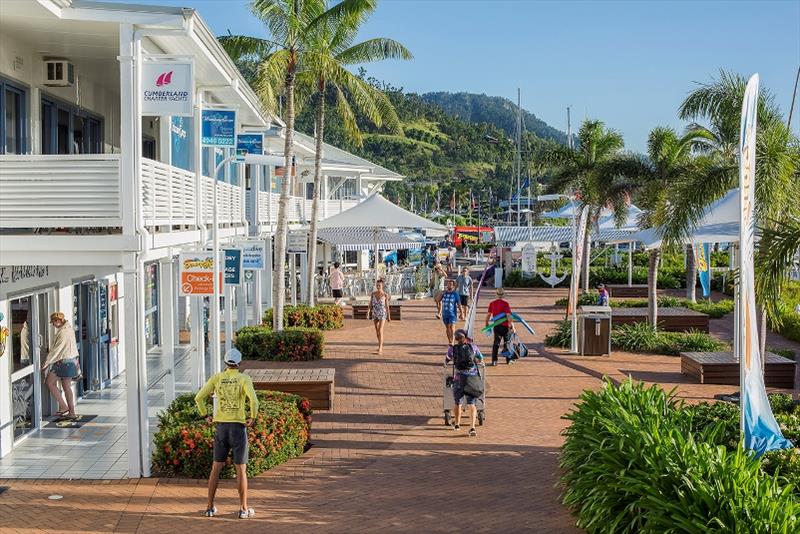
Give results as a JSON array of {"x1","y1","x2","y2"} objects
[
  {"x1": 273, "y1": 64, "x2": 296, "y2": 330},
  {"x1": 306, "y1": 82, "x2": 326, "y2": 306},
  {"x1": 648, "y1": 249, "x2": 660, "y2": 329},
  {"x1": 686, "y1": 244, "x2": 696, "y2": 302},
  {"x1": 581, "y1": 211, "x2": 592, "y2": 292}
]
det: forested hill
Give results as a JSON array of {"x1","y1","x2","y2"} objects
[
  {"x1": 421, "y1": 92, "x2": 567, "y2": 144},
  {"x1": 293, "y1": 77, "x2": 564, "y2": 204}
]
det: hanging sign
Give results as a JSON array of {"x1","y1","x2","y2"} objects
[
  {"x1": 239, "y1": 240, "x2": 266, "y2": 270},
  {"x1": 201, "y1": 109, "x2": 236, "y2": 147},
  {"x1": 224, "y1": 248, "x2": 243, "y2": 286},
  {"x1": 236, "y1": 133, "x2": 264, "y2": 156},
  {"x1": 179, "y1": 252, "x2": 215, "y2": 296},
  {"x1": 141, "y1": 59, "x2": 194, "y2": 117},
  {"x1": 287, "y1": 230, "x2": 308, "y2": 254}
]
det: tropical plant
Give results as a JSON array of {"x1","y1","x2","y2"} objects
[
  {"x1": 220, "y1": 0, "x2": 362, "y2": 329},
  {"x1": 302, "y1": 2, "x2": 411, "y2": 305},
  {"x1": 235, "y1": 325, "x2": 325, "y2": 361},
  {"x1": 546, "y1": 119, "x2": 630, "y2": 290}
]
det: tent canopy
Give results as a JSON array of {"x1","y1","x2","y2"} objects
[
  {"x1": 495, "y1": 226, "x2": 637, "y2": 244},
  {"x1": 317, "y1": 193, "x2": 447, "y2": 230},
  {"x1": 543, "y1": 203, "x2": 642, "y2": 223},
  {"x1": 317, "y1": 227, "x2": 423, "y2": 251},
  {"x1": 608, "y1": 189, "x2": 741, "y2": 249}
]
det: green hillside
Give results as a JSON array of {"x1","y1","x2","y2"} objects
[
  {"x1": 421, "y1": 92, "x2": 567, "y2": 144},
  {"x1": 294, "y1": 76, "x2": 565, "y2": 211}
]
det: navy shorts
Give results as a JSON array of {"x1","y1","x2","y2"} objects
[
  {"x1": 213, "y1": 422, "x2": 249, "y2": 465},
  {"x1": 442, "y1": 313, "x2": 457, "y2": 326},
  {"x1": 452, "y1": 377, "x2": 477, "y2": 405},
  {"x1": 332, "y1": 289, "x2": 343, "y2": 298},
  {"x1": 459, "y1": 295, "x2": 469, "y2": 306}
]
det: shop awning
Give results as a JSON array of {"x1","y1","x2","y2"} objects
[
  {"x1": 317, "y1": 227, "x2": 423, "y2": 251},
  {"x1": 494, "y1": 226, "x2": 638, "y2": 244}
]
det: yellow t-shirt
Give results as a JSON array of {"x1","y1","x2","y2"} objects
[{"x1": 195, "y1": 368, "x2": 259, "y2": 424}]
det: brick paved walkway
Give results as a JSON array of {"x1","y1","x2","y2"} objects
[{"x1": 2, "y1": 286, "x2": 791, "y2": 533}]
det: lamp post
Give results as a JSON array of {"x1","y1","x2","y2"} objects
[
  {"x1": 210, "y1": 153, "x2": 285, "y2": 373},
  {"x1": 537, "y1": 193, "x2": 578, "y2": 353}
]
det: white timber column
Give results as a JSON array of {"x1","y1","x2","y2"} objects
[
  {"x1": 263, "y1": 233, "x2": 273, "y2": 311},
  {"x1": 300, "y1": 252, "x2": 308, "y2": 303},
  {"x1": 190, "y1": 296, "x2": 205, "y2": 390},
  {"x1": 159, "y1": 256, "x2": 176, "y2": 405},
  {"x1": 224, "y1": 285, "x2": 233, "y2": 355},
  {"x1": 323, "y1": 174, "x2": 329, "y2": 218}
]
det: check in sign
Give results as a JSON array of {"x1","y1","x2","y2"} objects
[
  {"x1": 179, "y1": 252, "x2": 215, "y2": 296},
  {"x1": 201, "y1": 109, "x2": 236, "y2": 147},
  {"x1": 224, "y1": 248, "x2": 242, "y2": 286}
]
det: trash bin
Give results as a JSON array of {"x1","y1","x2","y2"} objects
[{"x1": 578, "y1": 305, "x2": 612, "y2": 356}]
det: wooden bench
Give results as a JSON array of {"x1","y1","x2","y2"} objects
[
  {"x1": 612, "y1": 307, "x2": 710, "y2": 332},
  {"x1": 244, "y1": 368, "x2": 335, "y2": 411},
  {"x1": 606, "y1": 284, "x2": 662, "y2": 298},
  {"x1": 351, "y1": 302, "x2": 403, "y2": 320},
  {"x1": 681, "y1": 351, "x2": 795, "y2": 388}
]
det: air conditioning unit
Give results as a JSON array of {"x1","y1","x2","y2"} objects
[{"x1": 43, "y1": 60, "x2": 75, "y2": 87}]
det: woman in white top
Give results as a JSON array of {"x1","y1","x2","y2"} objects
[
  {"x1": 329, "y1": 262, "x2": 345, "y2": 306},
  {"x1": 42, "y1": 312, "x2": 80, "y2": 418}
]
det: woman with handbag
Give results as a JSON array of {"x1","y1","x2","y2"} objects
[{"x1": 41, "y1": 312, "x2": 80, "y2": 419}]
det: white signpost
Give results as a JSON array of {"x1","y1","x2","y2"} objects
[
  {"x1": 521, "y1": 243, "x2": 537, "y2": 274},
  {"x1": 287, "y1": 230, "x2": 308, "y2": 255},
  {"x1": 141, "y1": 59, "x2": 194, "y2": 117}
]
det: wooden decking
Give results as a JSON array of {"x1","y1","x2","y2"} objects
[
  {"x1": 680, "y1": 351, "x2": 795, "y2": 388},
  {"x1": 244, "y1": 368, "x2": 335, "y2": 411},
  {"x1": 352, "y1": 302, "x2": 403, "y2": 320},
  {"x1": 612, "y1": 306, "x2": 709, "y2": 332},
  {"x1": 606, "y1": 284, "x2": 662, "y2": 298}
]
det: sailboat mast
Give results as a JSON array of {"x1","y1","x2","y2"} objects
[{"x1": 515, "y1": 88, "x2": 522, "y2": 226}]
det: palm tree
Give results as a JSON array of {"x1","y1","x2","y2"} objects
[
  {"x1": 667, "y1": 71, "x2": 800, "y2": 354},
  {"x1": 547, "y1": 119, "x2": 630, "y2": 290},
  {"x1": 220, "y1": 0, "x2": 367, "y2": 329},
  {"x1": 302, "y1": 4, "x2": 411, "y2": 305}
]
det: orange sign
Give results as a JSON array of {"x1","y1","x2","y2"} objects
[{"x1": 179, "y1": 252, "x2": 219, "y2": 296}]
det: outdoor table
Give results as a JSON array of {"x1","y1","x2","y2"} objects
[
  {"x1": 244, "y1": 368, "x2": 336, "y2": 410},
  {"x1": 680, "y1": 351, "x2": 794, "y2": 388},
  {"x1": 611, "y1": 307, "x2": 709, "y2": 332},
  {"x1": 605, "y1": 284, "x2": 662, "y2": 298}
]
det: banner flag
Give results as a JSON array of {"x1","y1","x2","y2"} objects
[
  {"x1": 567, "y1": 205, "x2": 590, "y2": 316},
  {"x1": 738, "y1": 73, "x2": 792, "y2": 455},
  {"x1": 694, "y1": 242, "x2": 711, "y2": 298}
]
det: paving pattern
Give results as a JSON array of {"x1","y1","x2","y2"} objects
[{"x1": 1, "y1": 286, "x2": 795, "y2": 533}]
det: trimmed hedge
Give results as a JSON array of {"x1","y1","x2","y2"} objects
[
  {"x1": 554, "y1": 293, "x2": 735, "y2": 318},
  {"x1": 262, "y1": 304, "x2": 344, "y2": 330},
  {"x1": 544, "y1": 320, "x2": 728, "y2": 355},
  {"x1": 505, "y1": 266, "x2": 685, "y2": 289},
  {"x1": 152, "y1": 391, "x2": 312, "y2": 479},
  {"x1": 235, "y1": 326, "x2": 324, "y2": 361},
  {"x1": 561, "y1": 380, "x2": 800, "y2": 532}
]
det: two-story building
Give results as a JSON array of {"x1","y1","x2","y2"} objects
[{"x1": 0, "y1": 0, "x2": 401, "y2": 479}]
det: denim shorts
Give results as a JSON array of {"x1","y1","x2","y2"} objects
[
  {"x1": 442, "y1": 313, "x2": 457, "y2": 326},
  {"x1": 213, "y1": 422, "x2": 249, "y2": 465},
  {"x1": 452, "y1": 377, "x2": 477, "y2": 405}
]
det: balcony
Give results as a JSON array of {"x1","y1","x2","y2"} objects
[{"x1": 256, "y1": 192, "x2": 359, "y2": 225}]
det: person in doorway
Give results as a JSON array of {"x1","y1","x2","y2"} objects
[
  {"x1": 456, "y1": 266, "x2": 473, "y2": 321},
  {"x1": 485, "y1": 288, "x2": 515, "y2": 365},
  {"x1": 596, "y1": 283, "x2": 610, "y2": 306},
  {"x1": 431, "y1": 262, "x2": 447, "y2": 318},
  {"x1": 366, "y1": 278, "x2": 391, "y2": 354},
  {"x1": 329, "y1": 262, "x2": 345, "y2": 306},
  {"x1": 436, "y1": 279, "x2": 460, "y2": 345},
  {"x1": 450, "y1": 328, "x2": 483, "y2": 436},
  {"x1": 195, "y1": 348, "x2": 259, "y2": 519},
  {"x1": 41, "y1": 312, "x2": 80, "y2": 419}
]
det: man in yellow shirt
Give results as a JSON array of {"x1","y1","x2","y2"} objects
[{"x1": 195, "y1": 348, "x2": 259, "y2": 519}]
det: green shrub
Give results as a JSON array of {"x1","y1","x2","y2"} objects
[
  {"x1": 769, "y1": 346, "x2": 798, "y2": 360},
  {"x1": 262, "y1": 304, "x2": 344, "y2": 330},
  {"x1": 688, "y1": 299, "x2": 735, "y2": 318},
  {"x1": 611, "y1": 323, "x2": 727, "y2": 355},
  {"x1": 552, "y1": 295, "x2": 735, "y2": 319},
  {"x1": 152, "y1": 391, "x2": 312, "y2": 479},
  {"x1": 561, "y1": 380, "x2": 800, "y2": 533},
  {"x1": 235, "y1": 326, "x2": 324, "y2": 361},
  {"x1": 544, "y1": 319, "x2": 572, "y2": 348}
]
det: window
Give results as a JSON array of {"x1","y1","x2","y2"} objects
[
  {"x1": 0, "y1": 77, "x2": 27, "y2": 154},
  {"x1": 41, "y1": 96, "x2": 103, "y2": 154}
]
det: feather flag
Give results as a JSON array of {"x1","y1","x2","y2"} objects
[{"x1": 738, "y1": 73, "x2": 792, "y2": 455}]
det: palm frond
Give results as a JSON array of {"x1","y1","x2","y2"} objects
[
  {"x1": 755, "y1": 216, "x2": 800, "y2": 325},
  {"x1": 336, "y1": 38, "x2": 413, "y2": 64}
]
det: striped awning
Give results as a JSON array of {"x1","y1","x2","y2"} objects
[
  {"x1": 316, "y1": 227, "x2": 423, "y2": 251},
  {"x1": 495, "y1": 226, "x2": 638, "y2": 244}
]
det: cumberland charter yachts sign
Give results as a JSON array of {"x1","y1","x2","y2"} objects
[{"x1": 141, "y1": 59, "x2": 194, "y2": 117}]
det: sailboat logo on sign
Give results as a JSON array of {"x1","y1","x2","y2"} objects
[{"x1": 155, "y1": 71, "x2": 173, "y2": 87}]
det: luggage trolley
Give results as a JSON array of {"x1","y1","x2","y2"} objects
[{"x1": 443, "y1": 357, "x2": 486, "y2": 426}]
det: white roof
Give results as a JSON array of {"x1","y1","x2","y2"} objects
[{"x1": 317, "y1": 193, "x2": 446, "y2": 230}]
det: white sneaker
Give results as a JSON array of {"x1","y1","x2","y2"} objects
[{"x1": 239, "y1": 507, "x2": 255, "y2": 519}]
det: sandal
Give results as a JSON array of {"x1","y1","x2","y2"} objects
[{"x1": 55, "y1": 410, "x2": 70, "y2": 418}]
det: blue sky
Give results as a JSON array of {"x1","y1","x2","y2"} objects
[{"x1": 119, "y1": 0, "x2": 799, "y2": 152}]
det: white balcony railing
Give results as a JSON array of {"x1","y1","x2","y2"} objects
[
  {"x1": 140, "y1": 158, "x2": 195, "y2": 228},
  {"x1": 256, "y1": 192, "x2": 359, "y2": 225},
  {"x1": 201, "y1": 176, "x2": 244, "y2": 226},
  {"x1": 0, "y1": 154, "x2": 122, "y2": 228}
]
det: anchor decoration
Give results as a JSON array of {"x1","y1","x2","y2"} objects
[{"x1": 539, "y1": 245, "x2": 569, "y2": 287}]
